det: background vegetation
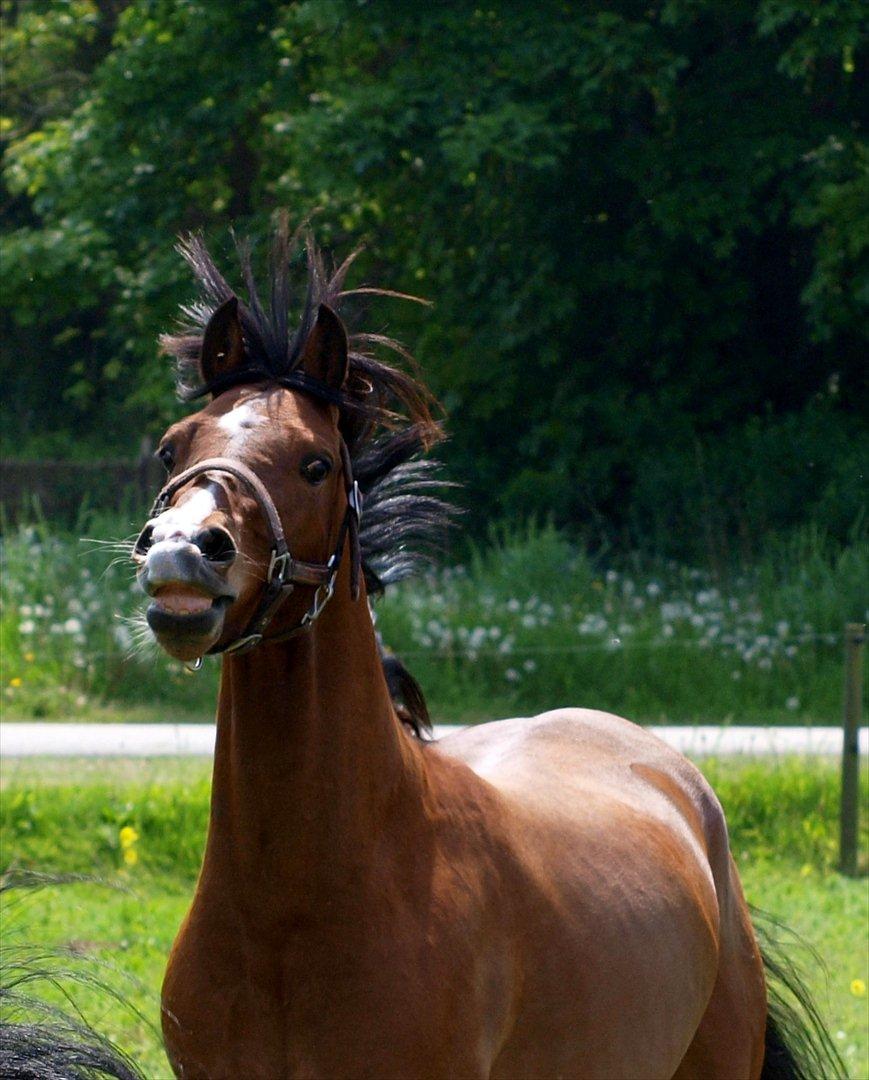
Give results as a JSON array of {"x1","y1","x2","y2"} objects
[
  {"x1": 2, "y1": 0, "x2": 866, "y2": 564},
  {"x1": 2, "y1": 517, "x2": 866, "y2": 723}
]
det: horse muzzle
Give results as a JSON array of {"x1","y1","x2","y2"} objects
[{"x1": 135, "y1": 534, "x2": 238, "y2": 659}]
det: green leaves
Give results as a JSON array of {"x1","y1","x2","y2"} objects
[{"x1": 0, "y1": 0, "x2": 864, "y2": 558}]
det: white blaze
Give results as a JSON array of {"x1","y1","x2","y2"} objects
[
  {"x1": 150, "y1": 486, "x2": 218, "y2": 544},
  {"x1": 218, "y1": 400, "x2": 265, "y2": 443}
]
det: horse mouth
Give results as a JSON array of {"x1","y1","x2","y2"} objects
[{"x1": 146, "y1": 585, "x2": 233, "y2": 655}]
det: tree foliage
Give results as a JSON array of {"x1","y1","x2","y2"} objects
[{"x1": 1, "y1": 0, "x2": 866, "y2": 560}]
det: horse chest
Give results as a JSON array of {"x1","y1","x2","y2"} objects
[{"x1": 162, "y1": 899, "x2": 506, "y2": 1080}]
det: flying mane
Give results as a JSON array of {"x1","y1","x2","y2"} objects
[{"x1": 159, "y1": 217, "x2": 455, "y2": 737}]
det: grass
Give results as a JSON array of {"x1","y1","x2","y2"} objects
[
  {"x1": 2, "y1": 517, "x2": 866, "y2": 725},
  {"x1": 1, "y1": 756, "x2": 867, "y2": 1077}
]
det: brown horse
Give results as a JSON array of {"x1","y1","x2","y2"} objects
[{"x1": 133, "y1": 226, "x2": 840, "y2": 1080}]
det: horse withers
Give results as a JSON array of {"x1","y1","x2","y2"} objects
[{"x1": 132, "y1": 224, "x2": 841, "y2": 1080}]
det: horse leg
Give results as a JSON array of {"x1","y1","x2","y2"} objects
[{"x1": 673, "y1": 856, "x2": 767, "y2": 1080}]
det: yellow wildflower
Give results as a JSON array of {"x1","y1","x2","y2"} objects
[
  {"x1": 851, "y1": 979, "x2": 866, "y2": 997},
  {"x1": 123, "y1": 847, "x2": 139, "y2": 867},
  {"x1": 9, "y1": 677, "x2": 22, "y2": 688},
  {"x1": 119, "y1": 826, "x2": 139, "y2": 849},
  {"x1": 24, "y1": 653, "x2": 35, "y2": 663}
]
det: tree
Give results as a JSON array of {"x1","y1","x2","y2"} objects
[{"x1": 1, "y1": 0, "x2": 865, "y2": 558}]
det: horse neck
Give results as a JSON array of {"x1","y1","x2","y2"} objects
[{"x1": 202, "y1": 566, "x2": 424, "y2": 914}]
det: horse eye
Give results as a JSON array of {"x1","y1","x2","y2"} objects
[
  {"x1": 157, "y1": 445, "x2": 175, "y2": 472},
  {"x1": 301, "y1": 457, "x2": 331, "y2": 485}
]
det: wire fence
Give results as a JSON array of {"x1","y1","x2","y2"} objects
[
  {"x1": 392, "y1": 630, "x2": 843, "y2": 661},
  {"x1": 1, "y1": 453, "x2": 162, "y2": 525}
]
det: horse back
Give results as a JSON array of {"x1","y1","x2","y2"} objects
[{"x1": 434, "y1": 709, "x2": 764, "y2": 1078}]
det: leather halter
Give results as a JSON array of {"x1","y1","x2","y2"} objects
[{"x1": 148, "y1": 452, "x2": 362, "y2": 657}]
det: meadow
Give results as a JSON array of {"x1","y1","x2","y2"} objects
[
  {"x1": 1, "y1": 756, "x2": 867, "y2": 1078},
  {"x1": 2, "y1": 516, "x2": 866, "y2": 725},
  {"x1": 1, "y1": 516, "x2": 867, "y2": 1076}
]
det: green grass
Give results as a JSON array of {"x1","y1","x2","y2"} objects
[
  {"x1": 3, "y1": 518, "x2": 866, "y2": 725},
  {"x1": 1, "y1": 756, "x2": 867, "y2": 1077}
]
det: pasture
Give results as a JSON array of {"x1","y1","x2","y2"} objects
[
  {"x1": 1, "y1": 756, "x2": 867, "y2": 1078},
  {"x1": 2, "y1": 514, "x2": 867, "y2": 1075},
  {"x1": 2, "y1": 518, "x2": 865, "y2": 726},
  {"x1": 3, "y1": 516, "x2": 866, "y2": 1074}
]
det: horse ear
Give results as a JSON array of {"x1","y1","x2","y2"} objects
[
  {"x1": 298, "y1": 304, "x2": 348, "y2": 390},
  {"x1": 199, "y1": 297, "x2": 246, "y2": 386}
]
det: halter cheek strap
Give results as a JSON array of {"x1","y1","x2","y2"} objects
[{"x1": 149, "y1": 450, "x2": 362, "y2": 657}]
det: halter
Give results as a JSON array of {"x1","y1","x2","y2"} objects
[{"x1": 147, "y1": 449, "x2": 363, "y2": 658}]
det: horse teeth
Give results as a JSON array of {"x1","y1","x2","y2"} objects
[{"x1": 153, "y1": 587, "x2": 212, "y2": 615}]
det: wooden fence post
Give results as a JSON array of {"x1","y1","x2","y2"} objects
[{"x1": 839, "y1": 622, "x2": 865, "y2": 877}]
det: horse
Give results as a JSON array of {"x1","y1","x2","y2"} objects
[{"x1": 131, "y1": 222, "x2": 842, "y2": 1080}]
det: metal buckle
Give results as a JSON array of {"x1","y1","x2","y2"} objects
[
  {"x1": 267, "y1": 549, "x2": 292, "y2": 585},
  {"x1": 300, "y1": 571, "x2": 337, "y2": 628},
  {"x1": 222, "y1": 633, "x2": 263, "y2": 655}
]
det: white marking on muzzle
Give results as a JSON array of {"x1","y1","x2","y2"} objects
[{"x1": 150, "y1": 486, "x2": 218, "y2": 544}]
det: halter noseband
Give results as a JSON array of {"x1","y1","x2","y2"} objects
[{"x1": 148, "y1": 451, "x2": 362, "y2": 658}]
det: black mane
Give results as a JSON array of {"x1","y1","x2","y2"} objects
[{"x1": 160, "y1": 217, "x2": 455, "y2": 737}]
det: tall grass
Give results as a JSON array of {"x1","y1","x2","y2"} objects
[
  {"x1": 1, "y1": 512, "x2": 219, "y2": 719},
  {"x1": 1, "y1": 514, "x2": 865, "y2": 723}
]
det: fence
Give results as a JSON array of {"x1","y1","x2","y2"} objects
[
  {"x1": 1, "y1": 449, "x2": 163, "y2": 525},
  {"x1": 840, "y1": 623, "x2": 865, "y2": 876}
]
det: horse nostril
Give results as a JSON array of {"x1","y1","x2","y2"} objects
[
  {"x1": 192, "y1": 526, "x2": 237, "y2": 565},
  {"x1": 134, "y1": 524, "x2": 155, "y2": 557}
]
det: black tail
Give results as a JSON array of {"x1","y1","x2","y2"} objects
[
  {"x1": 0, "y1": 1019, "x2": 143, "y2": 1080},
  {"x1": 1, "y1": 871, "x2": 146, "y2": 1080},
  {"x1": 755, "y1": 909, "x2": 846, "y2": 1080}
]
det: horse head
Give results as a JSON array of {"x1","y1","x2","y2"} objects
[{"x1": 134, "y1": 297, "x2": 354, "y2": 664}]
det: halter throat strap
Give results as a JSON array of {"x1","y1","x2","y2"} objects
[{"x1": 150, "y1": 453, "x2": 362, "y2": 657}]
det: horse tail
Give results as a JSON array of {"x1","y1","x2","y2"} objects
[
  {"x1": 0, "y1": 1018, "x2": 143, "y2": 1080},
  {"x1": 1, "y1": 871, "x2": 145, "y2": 1080},
  {"x1": 754, "y1": 908, "x2": 845, "y2": 1080}
]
